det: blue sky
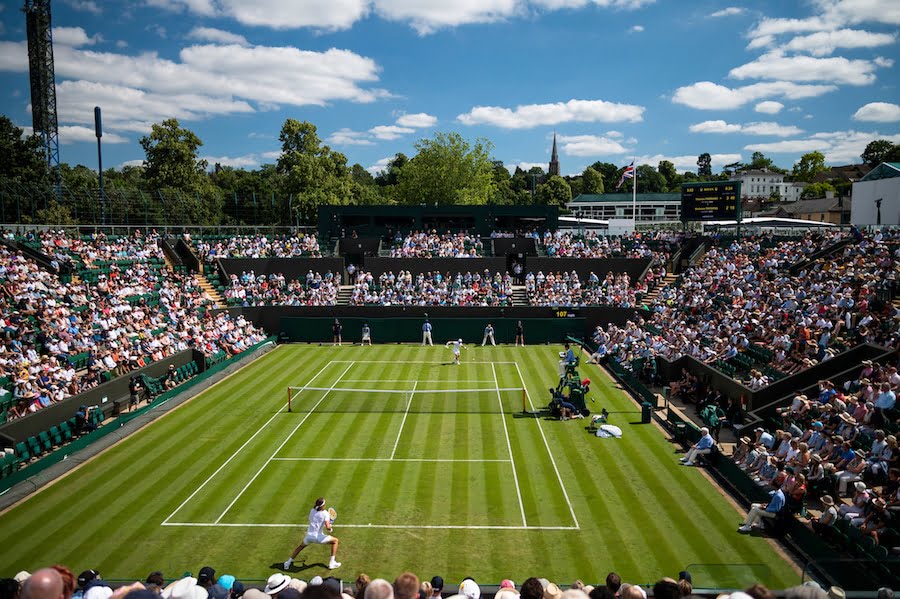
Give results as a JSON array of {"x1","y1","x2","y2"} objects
[{"x1": 1, "y1": 0, "x2": 899, "y2": 178}]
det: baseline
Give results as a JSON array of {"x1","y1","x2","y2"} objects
[
  {"x1": 514, "y1": 360, "x2": 580, "y2": 530},
  {"x1": 162, "y1": 522, "x2": 578, "y2": 530},
  {"x1": 161, "y1": 359, "x2": 336, "y2": 525}
]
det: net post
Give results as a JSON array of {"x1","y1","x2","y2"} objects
[{"x1": 287, "y1": 387, "x2": 292, "y2": 412}]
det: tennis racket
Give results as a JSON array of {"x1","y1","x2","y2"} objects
[{"x1": 328, "y1": 507, "x2": 337, "y2": 523}]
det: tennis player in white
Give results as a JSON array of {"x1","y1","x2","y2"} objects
[
  {"x1": 446, "y1": 338, "x2": 465, "y2": 365},
  {"x1": 284, "y1": 497, "x2": 341, "y2": 570}
]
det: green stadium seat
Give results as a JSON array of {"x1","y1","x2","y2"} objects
[
  {"x1": 38, "y1": 431, "x2": 53, "y2": 451},
  {"x1": 16, "y1": 442, "x2": 30, "y2": 462},
  {"x1": 49, "y1": 426, "x2": 63, "y2": 446},
  {"x1": 59, "y1": 421, "x2": 73, "y2": 441},
  {"x1": 27, "y1": 436, "x2": 42, "y2": 457}
]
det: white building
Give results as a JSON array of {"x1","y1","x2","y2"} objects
[
  {"x1": 733, "y1": 169, "x2": 805, "y2": 202},
  {"x1": 850, "y1": 162, "x2": 900, "y2": 226},
  {"x1": 568, "y1": 193, "x2": 681, "y2": 224}
]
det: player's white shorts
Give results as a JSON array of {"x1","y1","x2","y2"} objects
[
  {"x1": 303, "y1": 532, "x2": 334, "y2": 545},
  {"x1": 362, "y1": 334, "x2": 371, "y2": 341}
]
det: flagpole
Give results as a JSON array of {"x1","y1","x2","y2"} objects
[{"x1": 632, "y1": 157, "x2": 637, "y2": 229}]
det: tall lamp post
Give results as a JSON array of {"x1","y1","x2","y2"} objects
[
  {"x1": 94, "y1": 106, "x2": 105, "y2": 225},
  {"x1": 876, "y1": 198, "x2": 883, "y2": 226}
]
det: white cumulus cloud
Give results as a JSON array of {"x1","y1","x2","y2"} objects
[
  {"x1": 187, "y1": 27, "x2": 250, "y2": 46},
  {"x1": 366, "y1": 156, "x2": 393, "y2": 175},
  {"x1": 689, "y1": 120, "x2": 803, "y2": 136},
  {"x1": 369, "y1": 125, "x2": 415, "y2": 140},
  {"x1": 59, "y1": 125, "x2": 128, "y2": 144},
  {"x1": 852, "y1": 102, "x2": 900, "y2": 122},
  {"x1": 327, "y1": 128, "x2": 376, "y2": 146},
  {"x1": 755, "y1": 101, "x2": 784, "y2": 114},
  {"x1": 458, "y1": 98, "x2": 644, "y2": 128},
  {"x1": 628, "y1": 25, "x2": 644, "y2": 33},
  {"x1": 710, "y1": 7, "x2": 745, "y2": 17},
  {"x1": 781, "y1": 29, "x2": 896, "y2": 56},
  {"x1": 744, "y1": 130, "x2": 900, "y2": 163},
  {"x1": 557, "y1": 134, "x2": 630, "y2": 156},
  {"x1": 729, "y1": 51, "x2": 888, "y2": 86},
  {"x1": 53, "y1": 26, "x2": 102, "y2": 47},
  {"x1": 395, "y1": 112, "x2": 438, "y2": 128},
  {"x1": 672, "y1": 80, "x2": 836, "y2": 110},
  {"x1": 203, "y1": 154, "x2": 264, "y2": 168}
]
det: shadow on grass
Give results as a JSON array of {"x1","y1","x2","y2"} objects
[{"x1": 272, "y1": 561, "x2": 329, "y2": 573}]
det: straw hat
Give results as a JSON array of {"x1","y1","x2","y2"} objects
[{"x1": 820, "y1": 495, "x2": 834, "y2": 507}]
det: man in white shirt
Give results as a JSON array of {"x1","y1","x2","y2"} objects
[
  {"x1": 481, "y1": 323, "x2": 495, "y2": 346},
  {"x1": 446, "y1": 339, "x2": 465, "y2": 365},
  {"x1": 284, "y1": 497, "x2": 340, "y2": 570}
]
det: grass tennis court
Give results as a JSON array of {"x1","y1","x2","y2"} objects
[{"x1": 0, "y1": 345, "x2": 799, "y2": 588}]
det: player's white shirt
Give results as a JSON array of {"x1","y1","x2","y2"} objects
[
  {"x1": 307, "y1": 508, "x2": 330, "y2": 537},
  {"x1": 449, "y1": 340, "x2": 462, "y2": 354}
]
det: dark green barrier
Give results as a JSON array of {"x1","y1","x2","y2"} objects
[
  {"x1": 280, "y1": 317, "x2": 585, "y2": 344},
  {"x1": 0, "y1": 337, "x2": 275, "y2": 493}
]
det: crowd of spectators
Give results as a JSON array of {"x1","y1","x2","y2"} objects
[
  {"x1": 28, "y1": 230, "x2": 166, "y2": 270},
  {"x1": 525, "y1": 271, "x2": 642, "y2": 308},
  {"x1": 348, "y1": 270, "x2": 512, "y2": 307},
  {"x1": 222, "y1": 271, "x2": 339, "y2": 307},
  {"x1": 540, "y1": 231, "x2": 676, "y2": 261},
  {"x1": 1, "y1": 564, "x2": 872, "y2": 599},
  {"x1": 634, "y1": 230, "x2": 900, "y2": 382},
  {"x1": 194, "y1": 234, "x2": 322, "y2": 261},
  {"x1": 388, "y1": 231, "x2": 483, "y2": 258},
  {"x1": 727, "y1": 356, "x2": 899, "y2": 547},
  {"x1": 0, "y1": 243, "x2": 266, "y2": 421}
]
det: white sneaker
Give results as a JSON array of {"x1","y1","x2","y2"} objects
[
  {"x1": 737, "y1": 525, "x2": 752, "y2": 533},
  {"x1": 329, "y1": 561, "x2": 341, "y2": 570},
  {"x1": 284, "y1": 559, "x2": 293, "y2": 570}
]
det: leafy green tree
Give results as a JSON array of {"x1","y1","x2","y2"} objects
[
  {"x1": 657, "y1": 160, "x2": 679, "y2": 191},
  {"x1": 697, "y1": 153, "x2": 712, "y2": 178},
  {"x1": 861, "y1": 140, "x2": 897, "y2": 167},
  {"x1": 139, "y1": 118, "x2": 222, "y2": 224},
  {"x1": 277, "y1": 119, "x2": 354, "y2": 222},
  {"x1": 374, "y1": 153, "x2": 408, "y2": 187},
  {"x1": 351, "y1": 163, "x2": 375, "y2": 186},
  {"x1": 792, "y1": 151, "x2": 827, "y2": 183},
  {"x1": 589, "y1": 162, "x2": 621, "y2": 189},
  {"x1": 566, "y1": 176, "x2": 583, "y2": 199},
  {"x1": 800, "y1": 181, "x2": 836, "y2": 199},
  {"x1": 0, "y1": 115, "x2": 50, "y2": 183},
  {"x1": 536, "y1": 175, "x2": 571, "y2": 208},
  {"x1": 581, "y1": 167, "x2": 604, "y2": 194},
  {"x1": 395, "y1": 132, "x2": 496, "y2": 205}
]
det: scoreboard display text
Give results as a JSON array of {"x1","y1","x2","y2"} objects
[{"x1": 680, "y1": 181, "x2": 741, "y2": 222}]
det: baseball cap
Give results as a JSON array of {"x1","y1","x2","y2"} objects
[
  {"x1": 198, "y1": 568, "x2": 216, "y2": 586},
  {"x1": 501, "y1": 581, "x2": 516, "y2": 590},
  {"x1": 677, "y1": 572, "x2": 692, "y2": 584},
  {"x1": 218, "y1": 577, "x2": 235, "y2": 592},
  {"x1": 79, "y1": 571, "x2": 101, "y2": 588},
  {"x1": 459, "y1": 579, "x2": 480, "y2": 599},
  {"x1": 431, "y1": 577, "x2": 444, "y2": 591}
]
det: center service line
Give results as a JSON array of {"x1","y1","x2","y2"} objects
[
  {"x1": 390, "y1": 380, "x2": 418, "y2": 460},
  {"x1": 493, "y1": 363, "x2": 528, "y2": 528}
]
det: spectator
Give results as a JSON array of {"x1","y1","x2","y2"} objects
[
  {"x1": 738, "y1": 481, "x2": 785, "y2": 533},
  {"x1": 680, "y1": 427, "x2": 715, "y2": 466}
]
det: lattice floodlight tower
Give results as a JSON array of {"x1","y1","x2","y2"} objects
[{"x1": 24, "y1": 0, "x2": 61, "y2": 194}]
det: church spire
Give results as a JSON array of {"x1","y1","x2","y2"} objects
[{"x1": 549, "y1": 132, "x2": 560, "y2": 176}]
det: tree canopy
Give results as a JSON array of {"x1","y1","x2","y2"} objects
[
  {"x1": 395, "y1": 132, "x2": 496, "y2": 205},
  {"x1": 792, "y1": 151, "x2": 827, "y2": 183}
]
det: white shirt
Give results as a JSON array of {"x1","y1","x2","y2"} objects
[
  {"x1": 307, "y1": 508, "x2": 329, "y2": 537},
  {"x1": 449, "y1": 340, "x2": 462, "y2": 354}
]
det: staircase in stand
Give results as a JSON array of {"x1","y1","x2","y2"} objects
[
  {"x1": 511, "y1": 285, "x2": 529, "y2": 306},
  {"x1": 642, "y1": 273, "x2": 678, "y2": 306},
  {"x1": 337, "y1": 285, "x2": 354, "y2": 305},
  {"x1": 198, "y1": 265, "x2": 225, "y2": 309}
]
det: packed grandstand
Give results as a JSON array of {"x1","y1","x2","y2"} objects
[{"x1": 1, "y1": 224, "x2": 899, "y2": 592}]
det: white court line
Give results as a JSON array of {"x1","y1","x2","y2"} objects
[
  {"x1": 514, "y1": 361, "x2": 580, "y2": 530},
  {"x1": 328, "y1": 360, "x2": 520, "y2": 364},
  {"x1": 271, "y1": 457, "x2": 511, "y2": 462},
  {"x1": 213, "y1": 362, "x2": 355, "y2": 524},
  {"x1": 161, "y1": 359, "x2": 335, "y2": 525},
  {"x1": 338, "y1": 379, "x2": 496, "y2": 384},
  {"x1": 493, "y1": 363, "x2": 527, "y2": 528},
  {"x1": 162, "y1": 522, "x2": 578, "y2": 530},
  {"x1": 390, "y1": 380, "x2": 417, "y2": 460}
]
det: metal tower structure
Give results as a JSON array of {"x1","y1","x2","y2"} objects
[{"x1": 23, "y1": 0, "x2": 61, "y2": 193}]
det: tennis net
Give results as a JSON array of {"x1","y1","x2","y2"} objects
[{"x1": 286, "y1": 385, "x2": 525, "y2": 414}]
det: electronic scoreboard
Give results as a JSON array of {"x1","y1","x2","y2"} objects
[{"x1": 680, "y1": 181, "x2": 741, "y2": 222}]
